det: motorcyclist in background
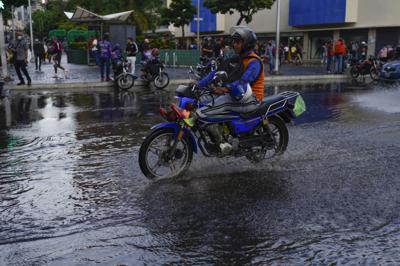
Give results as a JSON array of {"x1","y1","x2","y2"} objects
[{"x1": 141, "y1": 48, "x2": 161, "y2": 78}]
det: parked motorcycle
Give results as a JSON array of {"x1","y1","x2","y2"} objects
[
  {"x1": 140, "y1": 59, "x2": 170, "y2": 89},
  {"x1": 194, "y1": 56, "x2": 222, "y2": 79},
  {"x1": 113, "y1": 58, "x2": 137, "y2": 90},
  {"x1": 350, "y1": 56, "x2": 381, "y2": 81},
  {"x1": 138, "y1": 71, "x2": 306, "y2": 180}
]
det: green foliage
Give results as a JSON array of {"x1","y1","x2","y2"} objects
[
  {"x1": 32, "y1": 10, "x2": 58, "y2": 40},
  {"x1": 3, "y1": 0, "x2": 28, "y2": 20},
  {"x1": 204, "y1": 0, "x2": 275, "y2": 25},
  {"x1": 160, "y1": 0, "x2": 196, "y2": 38}
]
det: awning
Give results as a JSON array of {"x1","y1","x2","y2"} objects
[
  {"x1": 64, "y1": 12, "x2": 73, "y2": 20},
  {"x1": 68, "y1": 7, "x2": 134, "y2": 23}
]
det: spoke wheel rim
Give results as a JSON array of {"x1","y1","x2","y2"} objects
[
  {"x1": 118, "y1": 75, "x2": 134, "y2": 89},
  {"x1": 154, "y1": 74, "x2": 168, "y2": 88},
  {"x1": 145, "y1": 132, "x2": 189, "y2": 179}
]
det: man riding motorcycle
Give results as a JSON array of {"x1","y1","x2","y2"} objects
[
  {"x1": 197, "y1": 27, "x2": 264, "y2": 114},
  {"x1": 196, "y1": 26, "x2": 265, "y2": 152},
  {"x1": 141, "y1": 48, "x2": 161, "y2": 78}
]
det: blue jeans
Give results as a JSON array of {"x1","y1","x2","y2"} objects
[
  {"x1": 100, "y1": 58, "x2": 110, "y2": 79},
  {"x1": 335, "y1": 55, "x2": 343, "y2": 73},
  {"x1": 327, "y1": 56, "x2": 333, "y2": 72},
  {"x1": 269, "y1": 57, "x2": 275, "y2": 73}
]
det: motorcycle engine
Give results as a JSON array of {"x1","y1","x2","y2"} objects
[{"x1": 206, "y1": 124, "x2": 224, "y2": 143}]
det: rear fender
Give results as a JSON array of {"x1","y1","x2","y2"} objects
[
  {"x1": 151, "y1": 122, "x2": 197, "y2": 153},
  {"x1": 277, "y1": 109, "x2": 293, "y2": 123}
]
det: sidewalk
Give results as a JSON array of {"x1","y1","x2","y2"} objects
[{"x1": 4, "y1": 54, "x2": 350, "y2": 90}]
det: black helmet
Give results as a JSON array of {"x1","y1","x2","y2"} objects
[{"x1": 230, "y1": 26, "x2": 257, "y2": 53}]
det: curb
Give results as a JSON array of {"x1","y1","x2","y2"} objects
[{"x1": 6, "y1": 75, "x2": 351, "y2": 91}]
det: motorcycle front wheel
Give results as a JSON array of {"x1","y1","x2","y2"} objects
[
  {"x1": 153, "y1": 73, "x2": 170, "y2": 89},
  {"x1": 139, "y1": 128, "x2": 193, "y2": 180},
  {"x1": 116, "y1": 73, "x2": 136, "y2": 90},
  {"x1": 350, "y1": 66, "x2": 360, "y2": 79},
  {"x1": 370, "y1": 67, "x2": 379, "y2": 81}
]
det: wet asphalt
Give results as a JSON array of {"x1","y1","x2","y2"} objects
[{"x1": 0, "y1": 82, "x2": 399, "y2": 265}]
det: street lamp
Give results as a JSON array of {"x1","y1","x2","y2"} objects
[{"x1": 274, "y1": 0, "x2": 281, "y2": 74}]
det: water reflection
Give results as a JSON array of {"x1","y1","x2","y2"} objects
[{"x1": 140, "y1": 170, "x2": 289, "y2": 265}]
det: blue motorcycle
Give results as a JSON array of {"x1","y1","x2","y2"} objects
[{"x1": 138, "y1": 72, "x2": 306, "y2": 180}]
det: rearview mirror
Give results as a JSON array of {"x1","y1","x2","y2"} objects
[{"x1": 215, "y1": 71, "x2": 228, "y2": 82}]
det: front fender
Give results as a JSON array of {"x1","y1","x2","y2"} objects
[{"x1": 151, "y1": 122, "x2": 197, "y2": 153}]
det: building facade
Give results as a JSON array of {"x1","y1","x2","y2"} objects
[{"x1": 172, "y1": 0, "x2": 400, "y2": 58}]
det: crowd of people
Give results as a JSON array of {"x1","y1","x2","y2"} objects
[
  {"x1": 318, "y1": 39, "x2": 369, "y2": 74},
  {"x1": 319, "y1": 39, "x2": 400, "y2": 74},
  {"x1": 199, "y1": 36, "x2": 304, "y2": 74},
  {"x1": 87, "y1": 34, "x2": 164, "y2": 81},
  {"x1": 9, "y1": 29, "x2": 400, "y2": 86},
  {"x1": 6, "y1": 32, "x2": 69, "y2": 85}
]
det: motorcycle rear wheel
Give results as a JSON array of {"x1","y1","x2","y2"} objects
[
  {"x1": 139, "y1": 128, "x2": 193, "y2": 180},
  {"x1": 246, "y1": 115, "x2": 288, "y2": 163},
  {"x1": 116, "y1": 74, "x2": 136, "y2": 90}
]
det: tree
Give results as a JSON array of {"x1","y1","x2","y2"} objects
[
  {"x1": 161, "y1": 0, "x2": 196, "y2": 44},
  {"x1": 204, "y1": 0, "x2": 275, "y2": 26},
  {"x1": 32, "y1": 10, "x2": 58, "y2": 39},
  {"x1": 3, "y1": 0, "x2": 28, "y2": 20}
]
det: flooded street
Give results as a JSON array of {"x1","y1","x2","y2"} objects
[{"x1": 0, "y1": 83, "x2": 399, "y2": 265}]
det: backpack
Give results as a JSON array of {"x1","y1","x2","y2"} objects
[{"x1": 127, "y1": 42, "x2": 138, "y2": 56}]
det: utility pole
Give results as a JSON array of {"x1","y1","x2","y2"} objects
[
  {"x1": 274, "y1": 0, "x2": 281, "y2": 74},
  {"x1": 11, "y1": 5, "x2": 15, "y2": 40},
  {"x1": 28, "y1": 0, "x2": 34, "y2": 62},
  {"x1": 0, "y1": 1, "x2": 8, "y2": 79},
  {"x1": 196, "y1": 0, "x2": 200, "y2": 50}
]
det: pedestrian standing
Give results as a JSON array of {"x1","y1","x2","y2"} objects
[
  {"x1": 213, "y1": 38, "x2": 223, "y2": 58},
  {"x1": 9, "y1": 32, "x2": 32, "y2": 86},
  {"x1": 321, "y1": 43, "x2": 328, "y2": 64},
  {"x1": 33, "y1": 38, "x2": 45, "y2": 72},
  {"x1": 295, "y1": 44, "x2": 303, "y2": 65},
  {"x1": 201, "y1": 37, "x2": 213, "y2": 58},
  {"x1": 125, "y1": 37, "x2": 138, "y2": 75},
  {"x1": 326, "y1": 40, "x2": 334, "y2": 73},
  {"x1": 265, "y1": 41, "x2": 275, "y2": 73},
  {"x1": 334, "y1": 39, "x2": 346, "y2": 74},
  {"x1": 46, "y1": 41, "x2": 53, "y2": 63},
  {"x1": 98, "y1": 33, "x2": 112, "y2": 81},
  {"x1": 52, "y1": 37, "x2": 68, "y2": 78},
  {"x1": 89, "y1": 36, "x2": 99, "y2": 65}
]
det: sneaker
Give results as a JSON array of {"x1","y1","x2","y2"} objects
[
  {"x1": 17, "y1": 82, "x2": 25, "y2": 86},
  {"x1": 106, "y1": 77, "x2": 112, "y2": 82},
  {"x1": 101, "y1": 78, "x2": 105, "y2": 82},
  {"x1": 27, "y1": 80, "x2": 31, "y2": 86}
]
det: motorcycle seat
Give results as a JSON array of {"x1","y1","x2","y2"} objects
[{"x1": 240, "y1": 94, "x2": 286, "y2": 119}]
